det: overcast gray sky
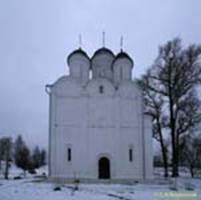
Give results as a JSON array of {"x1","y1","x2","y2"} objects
[{"x1": 0, "y1": 0, "x2": 201, "y2": 149}]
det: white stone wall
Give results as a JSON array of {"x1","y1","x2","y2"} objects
[
  {"x1": 49, "y1": 76, "x2": 152, "y2": 181},
  {"x1": 48, "y1": 48, "x2": 153, "y2": 181},
  {"x1": 68, "y1": 54, "x2": 90, "y2": 86},
  {"x1": 113, "y1": 58, "x2": 132, "y2": 86},
  {"x1": 91, "y1": 53, "x2": 114, "y2": 81},
  {"x1": 143, "y1": 115, "x2": 153, "y2": 179}
]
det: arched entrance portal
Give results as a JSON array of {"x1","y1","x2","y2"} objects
[{"x1": 98, "y1": 157, "x2": 110, "y2": 179}]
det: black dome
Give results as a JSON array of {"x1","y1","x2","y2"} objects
[
  {"x1": 67, "y1": 48, "x2": 89, "y2": 65},
  {"x1": 92, "y1": 47, "x2": 115, "y2": 59},
  {"x1": 114, "y1": 51, "x2": 134, "y2": 66}
]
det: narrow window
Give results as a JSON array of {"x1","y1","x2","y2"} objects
[
  {"x1": 99, "y1": 85, "x2": 104, "y2": 94},
  {"x1": 129, "y1": 148, "x2": 133, "y2": 162},
  {"x1": 67, "y1": 147, "x2": 71, "y2": 161}
]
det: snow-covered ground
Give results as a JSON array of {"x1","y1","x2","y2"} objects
[{"x1": 0, "y1": 166, "x2": 201, "y2": 200}]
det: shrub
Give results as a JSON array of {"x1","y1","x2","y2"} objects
[
  {"x1": 13, "y1": 176, "x2": 22, "y2": 180},
  {"x1": 53, "y1": 186, "x2": 61, "y2": 191}
]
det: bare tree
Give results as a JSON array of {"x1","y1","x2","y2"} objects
[
  {"x1": 140, "y1": 38, "x2": 201, "y2": 177},
  {"x1": 138, "y1": 71, "x2": 169, "y2": 177},
  {"x1": 180, "y1": 133, "x2": 201, "y2": 177}
]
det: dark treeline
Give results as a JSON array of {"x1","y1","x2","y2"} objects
[
  {"x1": 138, "y1": 38, "x2": 201, "y2": 178},
  {"x1": 0, "y1": 135, "x2": 46, "y2": 179}
]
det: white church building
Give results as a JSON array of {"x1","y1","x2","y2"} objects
[{"x1": 46, "y1": 45, "x2": 153, "y2": 182}]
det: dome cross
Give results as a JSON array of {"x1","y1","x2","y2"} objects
[
  {"x1": 120, "y1": 36, "x2": 124, "y2": 52},
  {"x1": 102, "y1": 31, "x2": 105, "y2": 47},
  {"x1": 79, "y1": 34, "x2": 82, "y2": 49}
]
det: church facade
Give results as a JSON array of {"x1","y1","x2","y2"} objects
[{"x1": 46, "y1": 46, "x2": 153, "y2": 182}]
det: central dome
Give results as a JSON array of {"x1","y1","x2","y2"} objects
[
  {"x1": 92, "y1": 47, "x2": 114, "y2": 59},
  {"x1": 91, "y1": 47, "x2": 115, "y2": 81}
]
